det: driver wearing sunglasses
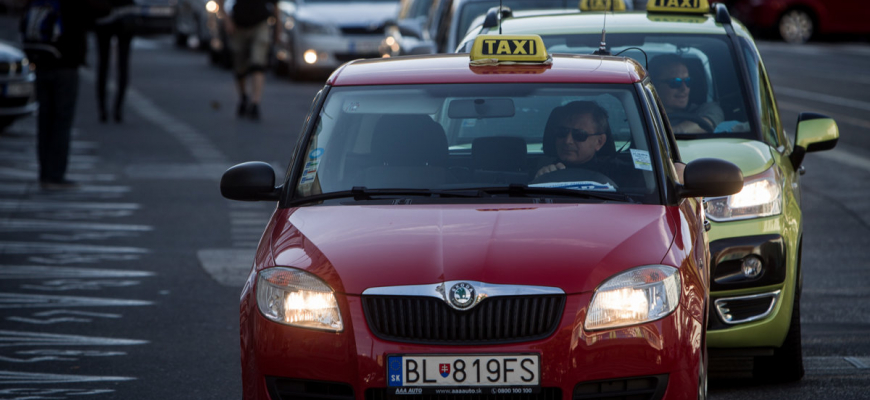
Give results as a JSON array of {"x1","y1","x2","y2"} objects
[
  {"x1": 535, "y1": 101, "x2": 612, "y2": 178},
  {"x1": 650, "y1": 54, "x2": 724, "y2": 134}
]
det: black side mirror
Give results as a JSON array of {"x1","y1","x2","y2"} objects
[
  {"x1": 679, "y1": 158, "x2": 744, "y2": 198},
  {"x1": 220, "y1": 162, "x2": 281, "y2": 201}
]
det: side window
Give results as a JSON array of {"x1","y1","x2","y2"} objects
[{"x1": 758, "y1": 71, "x2": 780, "y2": 147}]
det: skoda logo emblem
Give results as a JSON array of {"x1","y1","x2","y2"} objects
[{"x1": 449, "y1": 282, "x2": 476, "y2": 309}]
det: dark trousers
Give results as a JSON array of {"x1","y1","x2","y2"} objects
[
  {"x1": 96, "y1": 22, "x2": 133, "y2": 118},
  {"x1": 35, "y1": 67, "x2": 79, "y2": 183}
]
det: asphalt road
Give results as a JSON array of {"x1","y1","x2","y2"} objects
[{"x1": 0, "y1": 27, "x2": 868, "y2": 400}]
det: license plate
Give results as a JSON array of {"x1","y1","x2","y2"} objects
[
  {"x1": 387, "y1": 354, "x2": 539, "y2": 393},
  {"x1": 5, "y1": 82, "x2": 33, "y2": 97},
  {"x1": 348, "y1": 40, "x2": 379, "y2": 54}
]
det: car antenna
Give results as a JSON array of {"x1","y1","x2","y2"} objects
[
  {"x1": 593, "y1": 0, "x2": 612, "y2": 56},
  {"x1": 498, "y1": 0, "x2": 503, "y2": 34}
]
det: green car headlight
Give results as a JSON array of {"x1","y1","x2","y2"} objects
[
  {"x1": 256, "y1": 267, "x2": 343, "y2": 331},
  {"x1": 585, "y1": 265, "x2": 681, "y2": 331},
  {"x1": 705, "y1": 167, "x2": 781, "y2": 222}
]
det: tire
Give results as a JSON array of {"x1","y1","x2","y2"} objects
[
  {"x1": 753, "y1": 287, "x2": 805, "y2": 382},
  {"x1": 779, "y1": 9, "x2": 814, "y2": 44}
]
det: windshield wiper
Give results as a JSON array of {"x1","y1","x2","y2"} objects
[
  {"x1": 289, "y1": 186, "x2": 487, "y2": 206},
  {"x1": 474, "y1": 184, "x2": 636, "y2": 203}
]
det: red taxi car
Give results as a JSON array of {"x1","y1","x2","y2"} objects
[{"x1": 221, "y1": 34, "x2": 743, "y2": 400}]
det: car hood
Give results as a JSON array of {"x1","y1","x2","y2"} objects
[
  {"x1": 0, "y1": 41, "x2": 25, "y2": 63},
  {"x1": 269, "y1": 204, "x2": 676, "y2": 295},
  {"x1": 677, "y1": 138, "x2": 774, "y2": 177},
  {"x1": 293, "y1": 2, "x2": 400, "y2": 27}
]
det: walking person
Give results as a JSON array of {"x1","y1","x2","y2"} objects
[
  {"x1": 217, "y1": 0, "x2": 279, "y2": 120},
  {"x1": 20, "y1": 0, "x2": 110, "y2": 190},
  {"x1": 95, "y1": 0, "x2": 136, "y2": 123}
]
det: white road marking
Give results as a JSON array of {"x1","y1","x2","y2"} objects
[
  {"x1": 0, "y1": 200, "x2": 140, "y2": 212},
  {"x1": 0, "y1": 219, "x2": 152, "y2": 232},
  {"x1": 775, "y1": 86, "x2": 870, "y2": 112},
  {"x1": 0, "y1": 370, "x2": 134, "y2": 384},
  {"x1": 0, "y1": 242, "x2": 149, "y2": 255},
  {"x1": 0, "y1": 293, "x2": 152, "y2": 309},
  {"x1": 0, "y1": 266, "x2": 153, "y2": 279},
  {"x1": 0, "y1": 388, "x2": 115, "y2": 396},
  {"x1": 7, "y1": 310, "x2": 123, "y2": 324},
  {"x1": 21, "y1": 280, "x2": 142, "y2": 292},
  {"x1": 0, "y1": 330, "x2": 147, "y2": 347},
  {"x1": 196, "y1": 248, "x2": 255, "y2": 287}
]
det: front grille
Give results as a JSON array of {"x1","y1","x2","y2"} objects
[
  {"x1": 573, "y1": 375, "x2": 668, "y2": 400},
  {"x1": 341, "y1": 26, "x2": 385, "y2": 35},
  {"x1": 0, "y1": 61, "x2": 26, "y2": 75},
  {"x1": 712, "y1": 292, "x2": 778, "y2": 326},
  {"x1": 265, "y1": 377, "x2": 354, "y2": 400},
  {"x1": 366, "y1": 387, "x2": 561, "y2": 400},
  {"x1": 363, "y1": 295, "x2": 564, "y2": 344}
]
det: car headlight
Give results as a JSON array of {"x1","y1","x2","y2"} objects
[
  {"x1": 584, "y1": 265, "x2": 681, "y2": 331},
  {"x1": 298, "y1": 20, "x2": 332, "y2": 34},
  {"x1": 256, "y1": 267, "x2": 343, "y2": 331},
  {"x1": 705, "y1": 167, "x2": 781, "y2": 221}
]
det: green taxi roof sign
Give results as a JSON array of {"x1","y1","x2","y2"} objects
[
  {"x1": 646, "y1": 0, "x2": 711, "y2": 14},
  {"x1": 470, "y1": 35, "x2": 549, "y2": 64},
  {"x1": 579, "y1": 0, "x2": 626, "y2": 11}
]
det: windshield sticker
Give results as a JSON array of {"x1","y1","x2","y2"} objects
[
  {"x1": 462, "y1": 119, "x2": 477, "y2": 128},
  {"x1": 344, "y1": 101, "x2": 360, "y2": 113},
  {"x1": 309, "y1": 148, "x2": 324, "y2": 159},
  {"x1": 530, "y1": 181, "x2": 617, "y2": 192},
  {"x1": 630, "y1": 149, "x2": 653, "y2": 171}
]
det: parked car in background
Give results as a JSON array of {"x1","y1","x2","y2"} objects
[
  {"x1": 174, "y1": 0, "x2": 213, "y2": 49},
  {"x1": 379, "y1": 0, "x2": 574, "y2": 58},
  {"x1": 124, "y1": 0, "x2": 176, "y2": 36},
  {"x1": 714, "y1": 0, "x2": 870, "y2": 43},
  {"x1": 272, "y1": 0, "x2": 401, "y2": 80},
  {"x1": 0, "y1": 41, "x2": 36, "y2": 133}
]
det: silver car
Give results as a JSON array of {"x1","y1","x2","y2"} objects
[
  {"x1": 273, "y1": 0, "x2": 400, "y2": 80},
  {"x1": 379, "y1": 0, "x2": 574, "y2": 57},
  {"x1": 0, "y1": 41, "x2": 36, "y2": 133}
]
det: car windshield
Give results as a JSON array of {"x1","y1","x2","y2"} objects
[
  {"x1": 294, "y1": 83, "x2": 663, "y2": 205},
  {"x1": 539, "y1": 33, "x2": 752, "y2": 139}
]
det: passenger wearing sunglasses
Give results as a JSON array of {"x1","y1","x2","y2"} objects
[
  {"x1": 649, "y1": 54, "x2": 724, "y2": 134},
  {"x1": 535, "y1": 101, "x2": 616, "y2": 179}
]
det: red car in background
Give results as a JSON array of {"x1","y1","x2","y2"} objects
[{"x1": 716, "y1": 0, "x2": 870, "y2": 43}]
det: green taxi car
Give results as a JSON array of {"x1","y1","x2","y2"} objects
[{"x1": 457, "y1": 0, "x2": 839, "y2": 383}]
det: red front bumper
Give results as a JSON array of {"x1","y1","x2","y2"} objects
[{"x1": 240, "y1": 290, "x2": 703, "y2": 400}]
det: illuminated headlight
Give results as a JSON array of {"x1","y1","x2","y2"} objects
[
  {"x1": 256, "y1": 267, "x2": 343, "y2": 331},
  {"x1": 205, "y1": 0, "x2": 217, "y2": 13},
  {"x1": 705, "y1": 167, "x2": 781, "y2": 221},
  {"x1": 584, "y1": 265, "x2": 680, "y2": 331}
]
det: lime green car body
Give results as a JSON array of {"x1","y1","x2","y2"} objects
[{"x1": 458, "y1": 2, "x2": 839, "y2": 382}]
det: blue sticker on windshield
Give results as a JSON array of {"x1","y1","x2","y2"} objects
[{"x1": 309, "y1": 148, "x2": 324, "y2": 159}]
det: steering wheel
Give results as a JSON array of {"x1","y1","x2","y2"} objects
[
  {"x1": 530, "y1": 168, "x2": 618, "y2": 189},
  {"x1": 668, "y1": 112, "x2": 715, "y2": 133}
]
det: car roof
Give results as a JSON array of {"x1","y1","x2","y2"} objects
[{"x1": 326, "y1": 53, "x2": 646, "y2": 86}]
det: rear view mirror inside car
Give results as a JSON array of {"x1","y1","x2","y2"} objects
[{"x1": 448, "y1": 98, "x2": 515, "y2": 119}]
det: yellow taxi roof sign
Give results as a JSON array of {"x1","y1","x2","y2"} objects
[
  {"x1": 646, "y1": 0, "x2": 711, "y2": 14},
  {"x1": 579, "y1": 0, "x2": 626, "y2": 12},
  {"x1": 470, "y1": 35, "x2": 549, "y2": 63}
]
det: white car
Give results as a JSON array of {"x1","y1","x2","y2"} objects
[{"x1": 273, "y1": 0, "x2": 400, "y2": 80}]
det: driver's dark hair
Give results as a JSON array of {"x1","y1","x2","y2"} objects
[
  {"x1": 648, "y1": 54, "x2": 686, "y2": 80},
  {"x1": 542, "y1": 101, "x2": 615, "y2": 158}
]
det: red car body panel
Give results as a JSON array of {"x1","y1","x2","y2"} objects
[
  {"x1": 239, "y1": 202, "x2": 708, "y2": 400},
  {"x1": 327, "y1": 55, "x2": 646, "y2": 86},
  {"x1": 725, "y1": 0, "x2": 870, "y2": 35}
]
